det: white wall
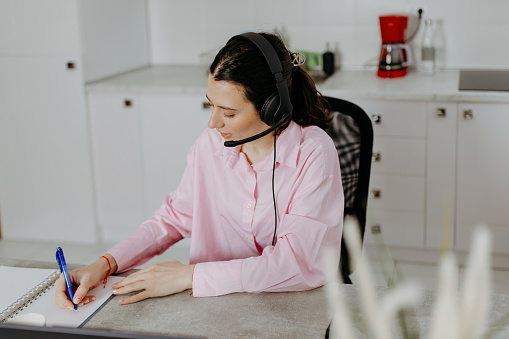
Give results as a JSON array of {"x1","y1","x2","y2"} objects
[
  {"x1": 79, "y1": 0, "x2": 150, "y2": 82},
  {"x1": 147, "y1": 0, "x2": 509, "y2": 70}
]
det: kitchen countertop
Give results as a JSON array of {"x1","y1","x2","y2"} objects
[
  {"x1": 86, "y1": 65, "x2": 210, "y2": 95},
  {"x1": 5, "y1": 258, "x2": 509, "y2": 338},
  {"x1": 2, "y1": 259, "x2": 331, "y2": 339},
  {"x1": 86, "y1": 65, "x2": 509, "y2": 103}
]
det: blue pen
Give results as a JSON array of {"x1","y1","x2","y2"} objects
[{"x1": 56, "y1": 247, "x2": 77, "y2": 310}]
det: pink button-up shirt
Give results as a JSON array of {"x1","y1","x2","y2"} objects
[{"x1": 107, "y1": 121, "x2": 343, "y2": 297}]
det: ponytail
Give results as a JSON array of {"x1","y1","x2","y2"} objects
[{"x1": 289, "y1": 66, "x2": 331, "y2": 130}]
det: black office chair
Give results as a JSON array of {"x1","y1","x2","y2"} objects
[{"x1": 324, "y1": 96, "x2": 374, "y2": 284}]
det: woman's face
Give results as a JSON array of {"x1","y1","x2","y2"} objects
[{"x1": 206, "y1": 74, "x2": 269, "y2": 143}]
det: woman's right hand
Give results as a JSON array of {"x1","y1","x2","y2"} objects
[{"x1": 54, "y1": 253, "x2": 117, "y2": 309}]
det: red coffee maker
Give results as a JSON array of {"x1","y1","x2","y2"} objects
[{"x1": 377, "y1": 15, "x2": 412, "y2": 78}]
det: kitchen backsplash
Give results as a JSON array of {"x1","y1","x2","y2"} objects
[{"x1": 147, "y1": 0, "x2": 509, "y2": 70}]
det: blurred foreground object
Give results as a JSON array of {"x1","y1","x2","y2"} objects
[{"x1": 323, "y1": 217, "x2": 508, "y2": 339}]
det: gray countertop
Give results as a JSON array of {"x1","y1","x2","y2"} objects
[
  {"x1": 86, "y1": 65, "x2": 210, "y2": 95},
  {"x1": 85, "y1": 284, "x2": 331, "y2": 339},
  {"x1": 1, "y1": 259, "x2": 331, "y2": 339},
  {"x1": 3, "y1": 259, "x2": 509, "y2": 338},
  {"x1": 86, "y1": 65, "x2": 509, "y2": 103}
]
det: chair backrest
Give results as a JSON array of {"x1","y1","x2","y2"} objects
[{"x1": 324, "y1": 96, "x2": 373, "y2": 283}]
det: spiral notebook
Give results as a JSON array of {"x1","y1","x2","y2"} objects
[{"x1": 0, "y1": 266, "x2": 123, "y2": 327}]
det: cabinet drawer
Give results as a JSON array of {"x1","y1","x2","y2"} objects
[
  {"x1": 365, "y1": 210, "x2": 425, "y2": 248},
  {"x1": 369, "y1": 175, "x2": 425, "y2": 212},
  {"x1": 354, "y1": 100, "x2": 427, "y2": 138},
  {"x1": 371, "y1": 137, "x2": 426, "y2": 175}
]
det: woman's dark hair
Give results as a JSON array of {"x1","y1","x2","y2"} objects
[{"x1": 209, "y1": 32, "x2": 331, "y2": 130}]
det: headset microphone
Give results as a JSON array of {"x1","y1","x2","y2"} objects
[{"x1": 223, "y1": 113, "x2": 291, "y2": 147}]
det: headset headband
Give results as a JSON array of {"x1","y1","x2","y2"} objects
[{"x1": 231, "y1": 32, "x2": 293, "y2": 125}]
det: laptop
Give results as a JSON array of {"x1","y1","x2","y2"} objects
[{"x1": 0, "y1": 322, "x2": 202, "y2": 339}]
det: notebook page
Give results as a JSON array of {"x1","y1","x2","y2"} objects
[
  {"x1": 0, "y1": 266, "x2": 57, "y2": 312},
  {"x1": 17, "y1": 275, "x2": 123, "y2": 327}
]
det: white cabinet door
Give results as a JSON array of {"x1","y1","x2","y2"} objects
[
  {"x1": 425, "y1": 103, "x2": 457, "y2": 250},
  {"x1": 0, "y1": 0, "x2": 80, "y2": 56},
  {"x1": 0, "y1": 56, "x2": 96, "y2": 243},
  {"x1": 140, "y1": 94, "x2": 210, "y2": 216},
  {"x1": 88, "y1": 92, "x2": 146, "y2": 242},
  {"x1": 456, "y1": 103, "x2": 509, "y2": 254}
]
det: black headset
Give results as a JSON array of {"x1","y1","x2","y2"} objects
[{"x1": 223, "y1": 32, "x2": 293, "y2": 148}]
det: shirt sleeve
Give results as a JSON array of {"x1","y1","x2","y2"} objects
[
  {"x1": 107, "y1": 144, "x2": 196, "y2": 273},
  {"x1": 192, "y1": 142, "x2": 344, "y2": 297}
]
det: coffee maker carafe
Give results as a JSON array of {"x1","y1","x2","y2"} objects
[{"x1": 377, "y1": 15, "x2": 412, "y2": 78}]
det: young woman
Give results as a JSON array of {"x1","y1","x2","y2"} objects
[{"x1": 55, "y1": 32, "x2": 343, "y2": 308}]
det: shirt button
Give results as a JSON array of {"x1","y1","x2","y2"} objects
[
  {"x1": 246, "y1": 203, "x2": 252, "y2": 209},
  {"x1": 247, "y1": 236, "x2": 253, "y2": 241}
]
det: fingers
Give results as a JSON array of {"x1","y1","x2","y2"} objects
[
  {"x1": 113, "y1": 275, "x2": 147, "y2": 295},
  {"x1": 111, "y1": 274, "x2": 152, "y2": 306},
  {"x1": 110, "y1": 261, "x2": 195, "y2": 306},
  {"x1": 111, "y1": 267, "x2": 151, "y2": 290},
  {"x1": 73, "y1": 279, "x2": 94, "y2": 305},
  {"x1": 77, "y1": 295, "x2": 96, "y2": 307},
  {"x1": 54, "y1": 267, "x2": 102, "y2": 310},
  {"x1": 54, "y1": 274, "x2": 76, "y2": 310},
  {"x1": 118, "y1": 290, "x2": 150, "y2": 305}
]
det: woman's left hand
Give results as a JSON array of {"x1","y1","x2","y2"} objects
[{"x1": 112, "y1": 261, "x2": 195, "y2": 305}]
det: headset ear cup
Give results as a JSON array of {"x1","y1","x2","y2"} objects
[{"x1": 260, "y1": 93, "x2": 280, "y2": 126}]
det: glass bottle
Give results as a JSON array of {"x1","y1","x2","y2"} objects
[
  {"x1": 421, "y1": 19, "x2": 435, "y2": 75},
  {"x1": 323, "y1": 42, "x2": 335, "y2": 76}
]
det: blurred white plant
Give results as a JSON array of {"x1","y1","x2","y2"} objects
[{"x1": 324, "y1": 217, "x2": 497, "y2": 339}]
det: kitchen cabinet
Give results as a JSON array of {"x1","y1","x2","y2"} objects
[
  {"x1": 353, "y1": 100, "x2": 427, "y2": 248},
  {"x1": 341, "y1": 97, "x2": 509, "y2": 257},
  {"x1": 88, "y1": 92, "x2": 146, "y2": 242},
  {"x1": 0, "y1": 0, "x2": 80, "y2": 56},
  {"x1": 140, "y1": 94, "x2": 210, "y2": 216},
  {"x1": 0, "y1": 0, "x2": 149, "y2": 243},
  {"x1": 456, "y1": 103, "x2": 509, "y2": 254},
  {"x1": 425, "y1": 102, "x2": 457, "y2": 250},
  {"x1": 0, "y1": 56, "x2": 96, "y2": 243},
  {"x1": 0, "y1": 0, "x2": 96, "y2": 243},
  {"x1": 87, "y1": 91, "x2": 210, "y2": 242}
]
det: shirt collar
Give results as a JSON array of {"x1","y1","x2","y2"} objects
[
  {"x1": 213, "y1": 121, "x2": 301, "y2": 169},
  {"x1": 274, "y1": 120, "x2": 300, "y2": 168}
]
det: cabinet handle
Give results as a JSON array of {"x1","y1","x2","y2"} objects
[
  {"x1": 372, "y1": 152, "x2": 381, "y2": 162},
  {"x1": 463, "y1": 109, "x2": 473, "y2": 120},
  {"x1": 371, "y1": 114, "x2": 381, "y2": 124},
  {"x1": 67, "y1": 61, "x2": 76, "y2": 70},
  {"x1": 202, "y1": 102, "x2": 211, "y2": 109},
  {"x1": 436, "y1": 108, "x2": 447, "y2": 117},
  {"x1": 370, "y1": 189, "x2": 381, "y2": 199},
  {"x1": 371, "y1": 225, "x2": 382, "y2": 235},
  {"x1": 124, "y1": 99, "x2": 133, "y2": 107}
]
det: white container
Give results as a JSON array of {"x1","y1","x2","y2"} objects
[{"x1": 420, "y1": 19, "x2": 435, "y2": 75}]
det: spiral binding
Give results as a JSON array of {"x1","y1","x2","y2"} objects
[{"x1": 0, "y1": 270, "x2": 59, "y2": 323}]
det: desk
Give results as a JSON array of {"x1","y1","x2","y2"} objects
[
  {"x1": 1, "y1": 259, "x2": 332, "y2": 338},
  {"x1": 5, "y1": 259, "x2": 509, "y2": 339}
]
